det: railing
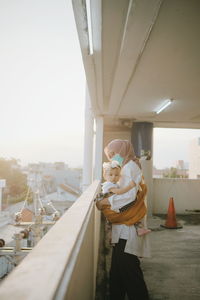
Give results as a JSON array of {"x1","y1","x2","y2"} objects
[
  {"x1": 153, "y1": 178, "x2": 200, "y2": 214},
  {"x1": 0, "y1": 180, "x2": 101, "y2": 300}
]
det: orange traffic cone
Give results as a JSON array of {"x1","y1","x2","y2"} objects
[{"x1": 161, "y1": 197, "x2": 182, "y2": 229}]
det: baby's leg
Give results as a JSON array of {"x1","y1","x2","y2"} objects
[
  {"x1": 135, "y1": 217, "x2": 151, "y2": 236},
  {"x1": 140, "y1": 216, "x2": 147, "y2": 227}
]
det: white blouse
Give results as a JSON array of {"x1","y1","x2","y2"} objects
[
  {"x1": 102, "y1": 181, "x2": 118, "y2": 194},
  {"x1": 108, "y1": 160, "x2": 151, "y2": 257}
]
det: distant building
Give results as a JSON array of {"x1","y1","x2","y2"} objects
[
  {"x1": 153, "y1": 161, "x2": 189, "y2": 178},
  {"x1": 176, "y1": 160, "x2": 184, "y2": 169},
  {"x1": 25, "y1": 162, "x2": 82, "y2": 215},
  {"x1": 189, "y1": 137, "x2": 200, "y2": 179},
  {"x1": 153, "y1": 166, "x2": 164, "y2": 178},
  {"x1": 20, "y1": 208, "x2": 34, "y2": 222},
  {"x1": 45, "y1": 183, "x2": 80, "y2": 203},
  {"x1": 42, "y1": 183, "x2": 81, "y2": 214},
  {"x1": 175, "y1": 160, "x2": 188, "y2": 178},
  {"x1": 27, "y1": 162, "x2": 82, "y2": 192}
]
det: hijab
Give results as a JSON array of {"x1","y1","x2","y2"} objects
[{"x1": 104, "y1": 139, "x2": 141, "y2": 169}]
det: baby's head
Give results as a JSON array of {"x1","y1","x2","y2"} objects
[{"x1": 103, "y1": 161, "x2": 121, "y2": 184}]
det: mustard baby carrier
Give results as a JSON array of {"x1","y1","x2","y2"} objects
[{"x1": 99, "y1": 178, "x2": 147, "y2": 225}]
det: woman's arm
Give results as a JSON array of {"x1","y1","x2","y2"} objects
[
  {"x1": 96, "y1": 181, "x2": 136, "y2": 211},
  {"x1": 108, "y1": 188, "x2": 137, "y2": 212},
  {"x1": 109, "y1": 180, "x2": 136, "y2": 195},
  {"x1": 108, "y1": 161, "x2": 142, "y2": 211}
]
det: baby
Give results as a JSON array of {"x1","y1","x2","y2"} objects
[
  {"x1": 102, "y1": 160, "x2": 135, "y2": 196},
  {"x1": 99, "y1": 160, "x2": 151, "y2": 236}
]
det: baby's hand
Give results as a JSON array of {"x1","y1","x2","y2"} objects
[
  {"x1": 96, "y1": 200, "x2": 103, "y2": 210},
  {"x1": 109, "y1": 187, "x2": 121, "y2": 195}
]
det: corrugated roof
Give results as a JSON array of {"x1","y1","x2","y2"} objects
[{"x1": 59, "y1": 184, "x2": 80, "y2": 197}]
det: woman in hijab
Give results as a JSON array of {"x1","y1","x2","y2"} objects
[{"x1": 96, "y1": 139, "x2": 150, "y2": 300}]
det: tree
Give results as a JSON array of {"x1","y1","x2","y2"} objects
[
  {"x1": 163, "y1": 167, "x2": 184, "y2": 178},
  {"x1": 0, "y1": 158, "x2": 27, "y2": 197}
]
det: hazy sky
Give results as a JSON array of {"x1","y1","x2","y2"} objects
[
  {"x1": 153, "y1": 128, "x2": 200, "y2": 169},
  {"x1": 0, "y1": 1, "x2": 199, "y2": 168},
  {"x1": 0, "y1": 0, "x2": 85, "y2": 167}
]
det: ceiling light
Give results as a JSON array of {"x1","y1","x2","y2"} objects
[{"x1": 156, "y1": 99, "x2": 173, "y2": 114}]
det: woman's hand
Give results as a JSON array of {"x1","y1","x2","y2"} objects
[{"x1": 96, "y1": 197, "x2": 110, "y2": 210}]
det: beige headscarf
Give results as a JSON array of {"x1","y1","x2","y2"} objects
[{"x1": 104, "y1": 139, "x2": 141, "y2": 169}]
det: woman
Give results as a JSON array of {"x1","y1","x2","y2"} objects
[{"x1": 96, "y1": 139, "x2": 150, "y2": 300}]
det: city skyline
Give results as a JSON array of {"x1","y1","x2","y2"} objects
[{"x1": 1, "y1": 128, "x2": 200, "y2": 169}]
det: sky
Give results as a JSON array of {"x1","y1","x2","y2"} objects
[
  {"x1": 153, "y1": 128, "x2": 200, "y2": 169},
  {"x1": 0, "y1": 0, "x2": 85, "y2": 167},
  {"x1": 0, "y1": 1, "x2": 199, "y2": 169}
]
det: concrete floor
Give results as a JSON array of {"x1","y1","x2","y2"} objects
[
  {"x1": 95, "y1": 214, "x2": 200, "y2": 300},
  {"x1": 142, "y1": 215, "x2": 200, "y2": 300}
]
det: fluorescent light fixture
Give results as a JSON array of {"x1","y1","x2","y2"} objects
[
  {"x1": 86, "y1": 0, "x2": 94, "y2": 55},
  {"x1": 156, "y1": 99, "x2": 173, "y2": 114}
]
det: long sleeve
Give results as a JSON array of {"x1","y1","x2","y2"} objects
[
  {"x1": 108, "y1": 160, "x2": 142, "y2": 212},
  {"x1": 108, "y1": 187, "x2": 138, "y2": 212},
  {"x1": 102, "y1": 182, "x2": 118, "y2": 194}
]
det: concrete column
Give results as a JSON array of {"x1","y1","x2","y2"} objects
[
  {"x1": 82, "y1": 85, "x2": 94, "y2": 191},
  {"x1": 131, "y1": 122, "x2": 153, "y2": 216},
  {"x1": 93, "y1": 116, "x2": 104, "y2": 180},
  {"x1": 131, "y1": 122, "x2": 153, "y2": 158}
]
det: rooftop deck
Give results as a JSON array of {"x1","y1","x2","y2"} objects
[
  {"x1": 143, "y1": 215, "x2": 200, "y2": 300},
  {"x1": 96, "y1": 214, "x2": 200, "y2": 300}
]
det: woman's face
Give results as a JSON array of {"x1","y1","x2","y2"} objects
[{"x1": 111, "y1": 153, "x2": 124, "y2": 166}]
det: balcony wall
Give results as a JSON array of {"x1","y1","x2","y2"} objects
[
  {"x1": 0, "y1": 180, "x2": 101, "y2": 300},
  {"x1": 153, "y1": 178, "x2": 200, "y2": 214}
]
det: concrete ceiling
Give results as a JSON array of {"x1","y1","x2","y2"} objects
[{"x1": 72, "y1": 0, "x2": 200, "y2": 128}]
